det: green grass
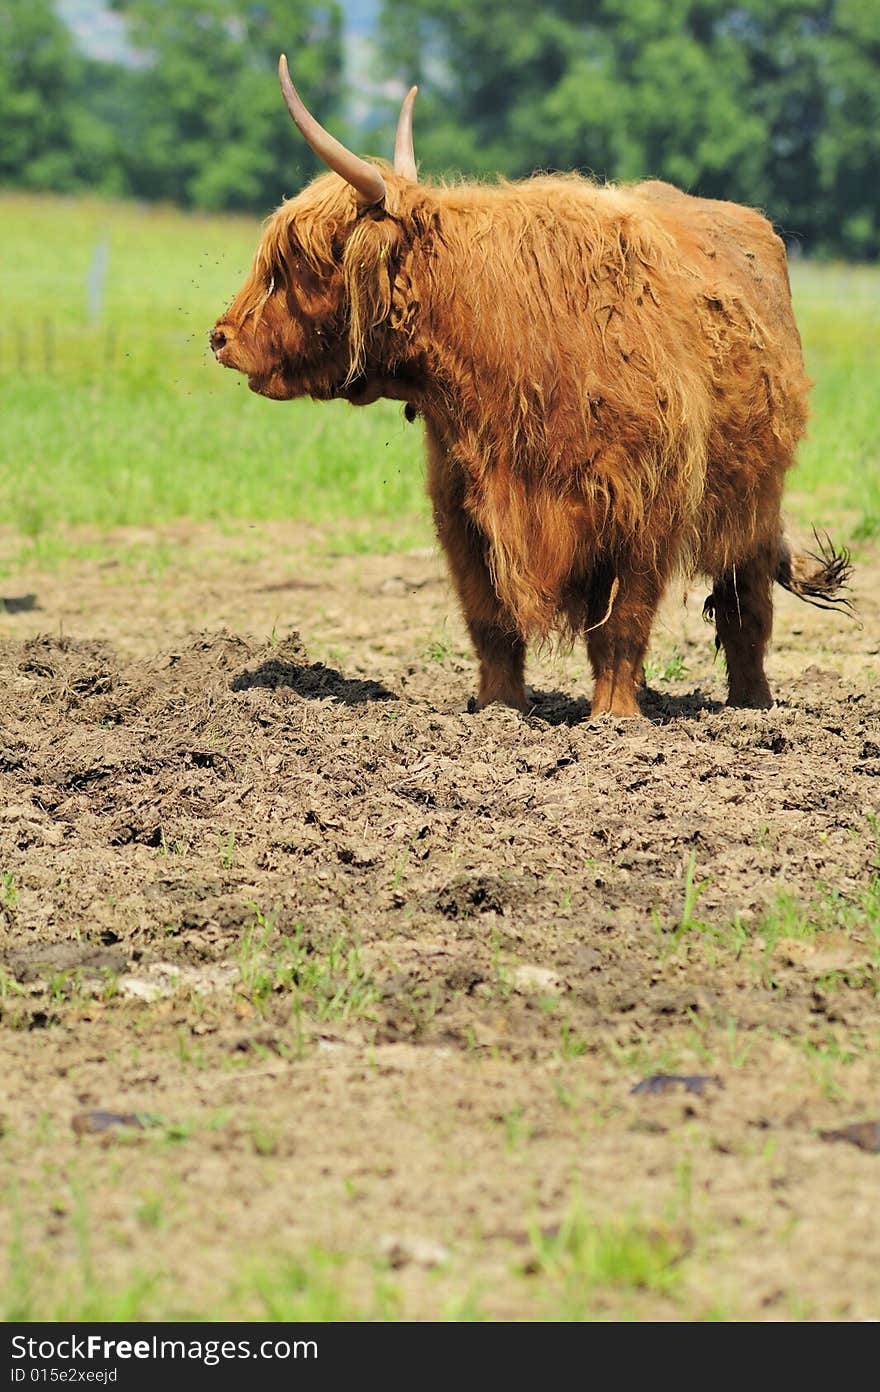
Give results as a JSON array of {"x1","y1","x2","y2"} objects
[
  {"x1": 0, "y1": 193, "x2": 427, "y2": 547},
  {"x1": 657, "y1": 845, "x2": 880, "y2": 981},
  {"x1": 644, "y1": 647, "x2": 688, "y2": 684},
  {"x1": 236, "y1": 912, "x2": 379, "y2": 1023},
  {"x1": 4, "y1": 1198, "x2": 393, "y2": 1321},
  {"x1": 0, "y1": 193, "x2": 877, "y2": 550},
  {"x1": 522, "y1": 1206, "x2": 689, "y2": 1318},
  {"x1": 789, "y1": 262, "x2": 880, "y2": 538}
]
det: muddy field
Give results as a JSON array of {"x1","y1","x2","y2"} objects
[{"x1": 1, "y1": 521, "x2": 878, "y2": 1320}]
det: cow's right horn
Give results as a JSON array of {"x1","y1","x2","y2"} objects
[
  {"x1": 278, "y1": 54, "x2": 386, "y2": 207},
  {"x1": 394, "y1": 86, "x2": 418, "y2": 181}
]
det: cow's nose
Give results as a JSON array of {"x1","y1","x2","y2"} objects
[{"x1": 210, "y1": 327, "x2": 227, "y2": 354}]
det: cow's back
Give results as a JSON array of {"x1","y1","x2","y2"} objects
[{"x1": 630, "y1": 180, "x2": 801, "y2": 351}]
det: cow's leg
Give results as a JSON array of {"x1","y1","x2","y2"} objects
[
  {"x1": 462, "y1": 591, "x2": 527, "y2": 711},
  {"x1": 585, "y1": 566, "x2": 663, "y2": 718},
  {"x1": 426, "y1": 431, "x2": 527, "y2": 712},
  {"x1": 708, "y1": 550, "x2": 774, "y2": 708},
  {"x1": 438, "y1": 523, "x2": 527, "y2": 712}
]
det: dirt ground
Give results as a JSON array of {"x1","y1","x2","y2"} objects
[{"x1": 0, "y1": 518, "x2": 878, "y2": 1321}]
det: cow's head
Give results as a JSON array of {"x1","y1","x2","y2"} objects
[{"x1": 211, "y1": 57, "x2": 422, "y2": 405}]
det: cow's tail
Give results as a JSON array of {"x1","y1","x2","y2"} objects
[{"x1": 775, "y1": 529, "x2": 854, "y2": 613}]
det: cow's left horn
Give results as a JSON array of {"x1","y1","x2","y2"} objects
[
  {"x1": 278, "y1": 54, "x2": 386, "y2": 207},
  {"x1": 394, "y1": 86, "x2": 418, "y2": 181}
]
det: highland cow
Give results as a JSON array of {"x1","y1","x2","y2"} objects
[{"x1": 211, "y1": 57, "x2": 850, "y2": 718}]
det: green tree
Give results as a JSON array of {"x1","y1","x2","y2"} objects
[
  {"x1": 0, "y1": 0, "x2": 122, "y2": 194},
  {"x1": 379, "y1": 0, "x2": 880, "y2": 257},
  {"x1": 111, "y1": 0, "x2": 344, "y2": 211}
]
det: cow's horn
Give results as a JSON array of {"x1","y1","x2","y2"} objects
[
  {"x1": 394, "y1": 86, "x2": 418, "y2": 181},
  {"x1": 278, "y1": 54, "x2": 386, "y2": 207}
]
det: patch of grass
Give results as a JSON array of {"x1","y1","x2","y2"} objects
[
  {"x1": 236, "y1": 1250, "x2": 399, "y2": 1322},
  {"x1": 499, "y1": 1105, "x2": 529, "y2": 1151},
  {"x1": 657, "y1": 835, "x2": 879, "y2": 975},
  {"x1": 158, "y1": 833, "x2": 191, "y2": 858},
  {"x1": 488, "y1": 925, "x2": 513, "y2": 1002},
  {"x1": 0, "y1": 967, "x2": 26, "y2": 1007},
  {"x1": 521, "y1": 1206, "x2": 689, "y2": 1317},
  {"x1": 656, "y1": 850, "x2": 711, "y2": 952},
  {"x1": 134, "y1": 1194, "x2": 166, "y2": 1231},
  {"x1": 389, "y1": 839, "x2": 415, "y2": 893},
  {"x1": 45, "y1": 968, "x2": 86, "y2": 1005},
  {"x1": 423, "y1": 623, "x2": 455, "y2": 664},
  {"x1": 218, "y1": 831, "x2": 236, "y2": 870},
  {"x1": 237, "y1": 913, "x2": 378, "y2": 1023},
  {"x1": 756, "y1": 874, "x2": 880, "y2": 957},
  {"x1": 790, "y1": 263, "x2": 880, "y2": 539},
  {"x1": 3, "y1": 1186, "x2": 161, "y2": 1321},
  {"x1": 677, "y1": 851, "x2": 710, "y2": 934},
  {"x1": 557, "y1": 1021, "x2": 590, "y2": 1060},
  {"x1": 610, "y1": 1037, "x2": 687, "y2": 1077},
  {"x1": 0, "y1": 872, "x2": 19, "y2": 936},
  {"x1": 722, "y1": 1016, "x2": 755, "y2": 1070},
  {"x1": 250, "y1": 1124, "x2": 280, "y2": 1158},
  {"x1": 800, "y1": 1034, "x2": 861, "y2": 1102},
  {"x1": 645, "y1": 648, "x2": 688, "y2": 684}
]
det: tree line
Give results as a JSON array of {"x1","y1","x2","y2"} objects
[{"x1": 2, "y1": 0, "x2": 878, "y2": 257}]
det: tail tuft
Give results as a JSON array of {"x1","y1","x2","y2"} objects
[{"x1": 776, "y1": 529, "x2": 854, "y2": 614}]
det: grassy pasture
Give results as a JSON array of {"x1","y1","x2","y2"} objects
[
  {"x1": 0, "y1": 193, "x2": 424, "y2": 557},
  {"x1": 1, "y1": 191, "x2": 878, "y2": 556}
]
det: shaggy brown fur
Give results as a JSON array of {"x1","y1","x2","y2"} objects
[{"x1": 212, "y1": 164, "x2": 851, "y2": 717}]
